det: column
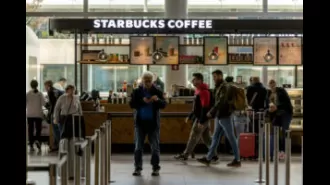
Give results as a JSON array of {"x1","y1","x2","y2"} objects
[
  {"x1": 164, "y1": 0, "x2": 188, "y2": 92},
  {"x1": 262, "y1": 0, "x2": 268, "y2": 13}
]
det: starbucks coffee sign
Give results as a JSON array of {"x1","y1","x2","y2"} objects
[{"x1": 93, "y1": 19, "x2": 213, "y2": 29}]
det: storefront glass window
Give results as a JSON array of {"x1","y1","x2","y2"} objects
[
  {"x1": 297, "y1": 66, "x2": 303, "y2": 88},
  {"x1": 188, "y1": 0, "x2": 263, "y2": 12},
  {"x1": 268, "y1": 0, "x2": 303, "y2": 12},
  {"x1": 88, "y1": 65, "x2": 143, "y2": 93},
  {"x1": 267, "y1": 66, "x2": 295, "y2": 87},
  {"x1": 26, "y1": 0, "x2": 83, "y2": 12},
  {"x1": 88, "y1": 0, "x2": 164, "y2": 12},
  {"x1": 40, "y1": 64, "x2": 80, "y2": 92},
  {"x1": 233, "y1": 65, "x2": 263, "y2": 84}
]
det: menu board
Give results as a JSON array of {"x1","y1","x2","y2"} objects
[
  {"x1": 130, "y1": 36, "x2": 154, "y2": 64},
  {"x1": 253, "y1": 37, "x2": 277, "y2": 65},
  {"x1": 279, "y1": 37, "x2": 302, "y2": 65},
  {"x1": 204, "y1": 37, "x2": 228, "y2": 65},
  {"x1": 154, "y1": 36, "x2": 179, "y2": 65}
]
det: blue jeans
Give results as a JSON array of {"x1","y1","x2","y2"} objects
[
  {"x1": 52, "y1": 122, "x2": 61, "y2": 148},
  {"x1": 134, "y1": 125, "x2": 160, "y2": 171},
  {"x1": 264, "y1": 113, "x2": 292, "y2": 158},
  {"x1": 206, "y1": 118, "x2": 224, "y2": 160},
  {"x1": 233, "y1": 114, "x2": 247, "y2": 148},
  {"x1": 218, "y1": 117, "x2": 240, "y2": 161}
]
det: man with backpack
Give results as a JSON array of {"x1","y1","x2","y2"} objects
[
  {"x1": 44, "y1": 80, "x2": 64, "y2": 152},
  {"x1": 174, "y1": 73, "x2": 219, "y2": 163},
  {"x1": 197, "y1": 70, "x2": 242, "y2": 167}
]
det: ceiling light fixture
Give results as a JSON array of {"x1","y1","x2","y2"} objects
[{"x1": 264, "y1": 49, "x2": 274, "y2": 62}]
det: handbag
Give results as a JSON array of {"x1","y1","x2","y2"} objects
[{"x1": 59, "y1": 97, "x2": 73, "y2": 126}]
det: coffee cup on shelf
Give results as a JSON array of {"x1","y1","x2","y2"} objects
[{"x1": 134, "y1": 51, "x2": 140, "y2": 57}]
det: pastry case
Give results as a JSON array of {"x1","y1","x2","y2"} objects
[{"x1": 287, "y1": 88, "x2": 303, "y2": 131}]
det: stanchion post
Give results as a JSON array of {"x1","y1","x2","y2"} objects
[
  {"x1": 74, "y1": 145, "x2": 81, "y2": 185},
  {"x1": 100, "y1": 126, "x2": 106, "y2": 185},
  {"x1": 59, "y1": 152, "x2": 68, "y2": 185},
  {"x1": 107, "y1": 120, "x2": 113, "y2": 183},
  {"x1": 255, "y1": 111, "x2": 265, "y2": 183},
  {"x1": 85, "y1": 138, "x2": 92, "y2": 185},
  {"x1": 94, "y1": 130, "x2": 100, "y2": 185},
  {"x1": 49, "y1": 163, "x2": 57, "y2": 185},
  {"x1": 265, "y1": 123, "x2": 270, "y2": 185},
  {"x1": 274, "y1": 126, "x2": 280, "y2": 185},
  {"x1": 285, "y1": 130, "x2": 291, "y2": 185},
  {"x1": 301, "y1": 136, "x2": 303, "y2": 185},
  {"x1": 104, "y1": 123, "x2": 109, "y2": 184}
]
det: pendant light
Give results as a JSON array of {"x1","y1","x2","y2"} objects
[
  {"x1": 263, "y1": 49, "x2": 274, "y2": 62},
  {"x1": 208, "y1": 49, "x2": 219, "y2": 60},
  {"x1": 152, "y1": 50, "x2": 163, "y2": 61},
  {"x1": 98, "y1": 49, "x2": 108, "y2": 61}
]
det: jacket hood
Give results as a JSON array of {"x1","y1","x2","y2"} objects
[{"x1": 197, "y1": 83, "x2": 209, "y2": 90}]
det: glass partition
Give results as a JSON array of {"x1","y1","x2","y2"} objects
[
  {"x1": 267, "y1": 66, "x2": 295, "y2": 87},
  {"x1": 297, "y1": 66, "x2": 303, "y2": 88},
  {"x1": 26, "y1": 0, "x2": 84, "y2": 12}
]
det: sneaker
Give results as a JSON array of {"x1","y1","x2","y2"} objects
[
  {"x1": 174, "y1": 153, "x2": 188, "y2": 161},
  {"x1": 197, "y1": 157, "x2": 211, "y2": 165},
  {"x1": 279, "y1": 151, "x2": 285, "y2": 160},
  {"x1": 151, "y1": 169, "x2": 160, "y2": 176},
  {"x1": 132, "y1": 169, "x2": 142, "y2": 176},
  {"x1": 211, "y1": 156, "x2": 219, "y2": 164},
  {"x1": 227, "y1": 160, "x2": 241, "y2": 167}
]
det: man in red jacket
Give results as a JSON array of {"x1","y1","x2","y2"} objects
[{"x1": 174, "y1": 73, "x2": 219, "y2": 163}]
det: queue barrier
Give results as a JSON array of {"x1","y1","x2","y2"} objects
[
  {"x1": 27, "y1": 120, "x2": 113, "y2": 185},
  {"x1": 260, "y1": 124, "x2": 293, "y2": 185}
]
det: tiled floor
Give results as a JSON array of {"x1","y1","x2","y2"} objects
[{"x1": 28, "y1": 151, "x2": 302, "y2": 185}]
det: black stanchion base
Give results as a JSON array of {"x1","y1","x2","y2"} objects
[{"x1": 109, "y1": 180, "x2": 116, "y2": 183}]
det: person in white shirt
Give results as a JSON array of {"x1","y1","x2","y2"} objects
[
  {"x1": 26, "y1": 80, "x2": 46, "y2": 152},
  {"x1": 53, "y1": 77, "x2": 67, "y2": 91}
]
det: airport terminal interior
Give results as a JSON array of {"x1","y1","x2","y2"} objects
[{"x1": 26, "y1": 0, "x2": 303, "y2": 184}]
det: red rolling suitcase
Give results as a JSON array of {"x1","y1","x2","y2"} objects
[
  {"x1": 239, "y1": 92, "x2": 257, "y2": 159},
  {"x1": 239, "y1": 111, "x2": 256, "y2": 159}
]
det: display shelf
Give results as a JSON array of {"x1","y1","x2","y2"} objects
[
  {"x1": 287, "y1": 88, "x2": 303, "y2": 130},
  {"x1": 79, "y1": 61, "x2": 129, "y2": 64},
  {"x1": 77, "y1": 43, "x2": 130, "y2": 46}
]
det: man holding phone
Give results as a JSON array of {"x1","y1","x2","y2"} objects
[{"x1": 129, "y1": 71, "x2": 167, "y2": 177}]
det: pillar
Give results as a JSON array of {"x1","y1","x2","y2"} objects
[{"x1": 164, "y1": 0, "x2": 188, "y2": 92}]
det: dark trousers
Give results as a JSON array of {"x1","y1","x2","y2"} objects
[
  {"x1": 134, "y1": 125, "x2": 160, "y2": 171},
  {"x1": 27, "y1": 117, "x2": 42, "y2": 147}
]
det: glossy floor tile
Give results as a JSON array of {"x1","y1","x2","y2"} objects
[{"x1": 28, "y1": 151, "x2": 302, "y2": 185}]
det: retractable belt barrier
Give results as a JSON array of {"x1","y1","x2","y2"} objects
[
  {"x1": 74, "y1": 120, "x2": 114, "y2": 185},
  {"x1": 26, "y1": 153, "x2": 68, "y2": 185},
  {"x1": 255, "y1": 111, "x2": 266, "y2": 184},
  {"x1": 27, "y1": 119, "x2": 113, "y2": 185},
  {"x1": 263, "y1": 125, "x2": 292, "y2": 185}
]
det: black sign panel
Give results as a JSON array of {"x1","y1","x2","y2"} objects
[{"x1": 49, "y1": 19, "x2": 303, "y2": 34}]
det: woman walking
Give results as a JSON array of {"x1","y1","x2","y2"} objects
[{"x1": 26, "y1": 80, "x2": 45, "y2": 152}]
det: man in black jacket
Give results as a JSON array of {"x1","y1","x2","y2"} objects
[
  {"x1": 129, "y1": 71, "x2": 166, "y2": 177},
  {"x1": 174, "y1": 73, "x2": 218, "y2": 163},
  {"x1": 44, "y1": 80, "x2": 64, "y2": 152},
  {"x1": 246, "y1": 77, "x2": 269, "y2": 133}
]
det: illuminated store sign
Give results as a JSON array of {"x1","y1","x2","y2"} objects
[{"x1": 93, "y1": 19, "x2": 213, "y2": 29}]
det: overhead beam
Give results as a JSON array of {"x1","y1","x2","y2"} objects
[{"x1": 26, "y1": 11, "x2": 303, "y2": 18}]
